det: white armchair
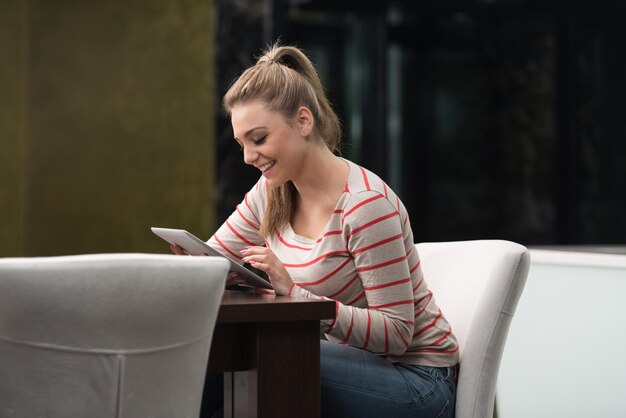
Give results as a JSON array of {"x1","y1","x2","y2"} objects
[
  {"x1": 416, "y1": 240, "x2": 530, "y2": 418},
  {"x1": 0, "y1": 253, "x2": 229, "y2": 418}
]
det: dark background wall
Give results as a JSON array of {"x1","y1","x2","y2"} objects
[
  {"x1": 215, "y1": 0, "x2": 626, "y2": 246},
  {"x1": 0, "y1": 0, "x2": 215, "y2": 257},
  {"x1": 1, "y1": 0, "x2": 623, "y2": 257}
]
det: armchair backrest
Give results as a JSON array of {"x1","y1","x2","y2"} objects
[
  {"x1": 0, "y1": 253, "x2": 229, "y2": 418},
  {"x1": 416, "y1": 240, "x2": 529, "y2": 418}
]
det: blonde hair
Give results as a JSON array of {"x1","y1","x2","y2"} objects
[{"x1": 223, "y1": 43, "x2": 342, "y2": 238}]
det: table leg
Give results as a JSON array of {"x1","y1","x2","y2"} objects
[{"x1": 229, "y1": 320, "x2": 321, "y2": 418}]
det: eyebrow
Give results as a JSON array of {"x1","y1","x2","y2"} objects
[{"x1": 234, "y1": 126, "x2": 266, "y2": 141}]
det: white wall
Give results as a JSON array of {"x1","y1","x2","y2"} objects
[{"x1": 497, "y1": 249, "x2": 626, "y2": 418}]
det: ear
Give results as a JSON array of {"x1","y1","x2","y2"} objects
[{"x1": 296, "y1": 106, "x2": 314, "y2": 137}]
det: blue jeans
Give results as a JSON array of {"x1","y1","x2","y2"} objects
[
  {"x1": 320, "y1": 340, "x2": 456, "y2": 418},
  {"x1": 201, "y1": 341, "x2": 456, "y2": 418}
]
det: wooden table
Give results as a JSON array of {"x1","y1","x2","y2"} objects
[{"x1": 207, "y1": 290, "x2": 336, "y2": 418}]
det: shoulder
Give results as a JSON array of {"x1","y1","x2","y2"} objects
[
  {"x1": 340, "y1": 164, "x2": 404, "y2": 228},
  {"x1": 342, "y1": 160, "x2": 401, "y2": 214},
  {"x1": 344, "y1": 160, "x2": 390, "y2": 196}
]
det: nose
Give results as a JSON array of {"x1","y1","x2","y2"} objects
[{"x1": 242, "y1": 145, "x2": 258, "y2": 165}]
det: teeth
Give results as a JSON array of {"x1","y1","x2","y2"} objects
[{"x1": 260, "y1": 161, "x2": 275, "y2": 172}]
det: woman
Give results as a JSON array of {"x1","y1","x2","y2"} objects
[{"x1": 182, "y1": 43, "x2": 459, "y2": 418}]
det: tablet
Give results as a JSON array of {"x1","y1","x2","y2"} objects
[{"x1": 151, "y1": 227, "x2": 273, "y2": 289}]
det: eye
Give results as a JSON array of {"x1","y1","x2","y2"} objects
[{"x1": 253, "y1": 135, "x2": 267, "y2": 145}]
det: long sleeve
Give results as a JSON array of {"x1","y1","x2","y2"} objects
[{"x1": 208, "y1": 177, "x2": 267, "y2": 259}]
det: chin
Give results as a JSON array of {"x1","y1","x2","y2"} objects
[{"x1": 265, "y1": 177, "x2": 288, "y2": 188}]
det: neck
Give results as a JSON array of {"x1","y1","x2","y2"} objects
[{"x1": 291, "y1": 143, "x2": 347, "y2": 206}]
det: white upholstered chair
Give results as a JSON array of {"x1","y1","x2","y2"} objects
[
  {"x1": 416, "y1": 240, "x2": 530, "y2": 418},
  {"x1": 0, "y1": 253, "x2": 229, "y2": 418}
]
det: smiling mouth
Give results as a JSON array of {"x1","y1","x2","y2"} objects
[{"x1": 259, "y1": 161, "x2": 276, "y2": 172}]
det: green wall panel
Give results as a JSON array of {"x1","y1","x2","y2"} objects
[
  {"x1": 1, "y1": 0, "x2": 215, "y2": 256},
  {"x1": 0, "y1": 0, "x2": 28, "y2": 256}
]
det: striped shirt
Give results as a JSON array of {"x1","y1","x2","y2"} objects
[{"x1": 209, "y1": 159, "x2": 459, "y2": 366}]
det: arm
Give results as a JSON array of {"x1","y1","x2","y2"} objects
[{"x1": 208, "y1": 177, "x2": 267, "y2": 259}]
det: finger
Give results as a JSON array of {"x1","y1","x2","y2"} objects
[
  {"x1": 226, "y1": 272, "x2": 245, "y2": 286},
  {"x1": 170, "y1": 244, "x2": 188, "y2": 255},
  {"x1": 227, "y1": 278, "x2": 247, "y2": 286},
  {"x1": 240, "y1": 246, "x2": 269, "y2": 256},
  {"x1": 248, "y1": 260, "x2": 269, "y2": 272},
  {"x1": 242, "y1": 251, "x2": 272, "y2": 264},
  {"x1": 254, "y1": 288, "x2": 276, "y2": 295}
]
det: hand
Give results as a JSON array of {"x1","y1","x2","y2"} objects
[
  {"x1": 226, "y1": 271, "x2": 249, "y2": 287},
  {"x1": 170, "y1": 244, "x2": 189, "y2": 255},
  {"x1": 240, "y1": 246, "x2": 293, "y2": 296}
]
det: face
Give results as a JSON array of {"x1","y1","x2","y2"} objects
[{"x1": 231, "y1": 99, "x2": 313, "y2": 187}]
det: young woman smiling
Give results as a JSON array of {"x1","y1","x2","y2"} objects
[{"x1": 196, "y1": 44, "x2": 459, "y2": 418}]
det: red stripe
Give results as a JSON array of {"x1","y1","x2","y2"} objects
[
  {"x1": 395, "y1": 195, "x2": 400, "y2": 212},
  {"x1": 414, "y1": 309, "x2": 442, "y2": 337},
  {"x1": 340, "y1": 316, "x2": 355, "y2": 344},
  {"x1": 276, "y1": 230, "x2": 312, "y2": 251},
  {"x1": 328, "y1": 274, "x2": 359, "y2": 298},
  {"x1": 383, "y1": 182, "x2": 389, "y2": 198},
  {"x1": 414, "y1": 292, "x2": 433, "y2": 318},
  {"x1": 343, "y1": 194, "x2": 384, "y2": 219},
  {"x1": 333, "y1": 209, "x2": 344, "y2": 214},
  {"x1": 236, "y1": 205, "x2": 259, "y2": 230},
  {"x1": 392, "y1": 321, "x2": 410, "y2": 348},
  {"x1": 369, "y1": 299, "x2": 413, "y2": 309},
  {"x1": 364, "y1": 277, "x2": 411, "y2": 291},
  {"x1": 356, "y1": 255, "x2": 407, "y2": 272},
  {"x1": 315, "y1": 230, "x2": 342, "y2": 243},
  {"x1": 403, "y1": 213, "x2": 409, "y2": 226},
  {"x1": 413, "y1": 277, "x2": 424, "y2": 293},
  {"x1": 226, "y1": 221, "x2": 256, "y2": 246},
  {"x1": 244, "y1": 193, "x2": 261, "y2": 224},
  {"x1": 405, "y1": 346, "x2": 459, "y2": 355},
  {"x1": 429, "y1": 326, "x2": 453, "y2": 346},
  {"x1": 213, "y1": 235, "x2": 243, "y2": 260},
  {"x1": 283, "y1": 250, "x2": 349, "y2": 268},
  {"x1": 403, "y1": 232, "x2": 412, "y2": 245},
  {"x1": 359, "y1": 166, "x2": 371, "y2": 190},
  {"x1": 363, "y1": 311, "x2": 371, "y2": 349},
  {"x1": 304, "y1": 258, "x2": 352, "y2": 286},
  {"x1": 287, "y1": 282, "x2": 295, "y2": 296},
  {"x1": 346, "y1": 290, "x2": 365, "y2": 305},
  {"x1": 415, "y1": 290, "x2": 432, "y2": 306},
  {"x1": 348, "y1": 212, "x2": 399, "y2": 238},
  {"x1": 344, "y1": 183, "x2": 350, "y2": 193},
  {"x1": 409, "y1": 259, "x2": 421, "y2": 274},
  {"x1": 351, "y1": 233, "x2": 403, "y2": 255}
]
